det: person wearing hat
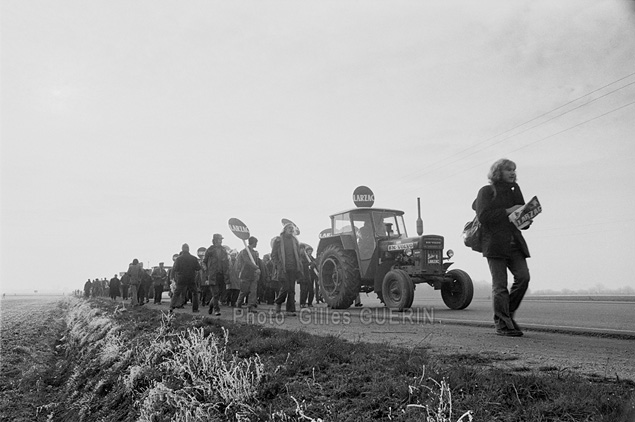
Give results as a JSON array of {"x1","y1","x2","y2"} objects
[
  {"x1": 170, "y1": 244, "x2": 202, "y2": 313},
  {"x1": 271, "y1": 222, "x2": 303, "y2": 316},
  {"x1": 203, "y1": 233, "x2": 230, "y2": 316},
  {"x1": 298, "y1": 243, "x2": 317, "y2": 308},
  {"x1": 151, "y1": 262, "x2": 168, "y2": 304}
]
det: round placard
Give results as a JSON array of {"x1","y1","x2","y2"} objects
[
  {"x1": 352, "y1": 186, "x2": 375, "y2": 207},
  {"x1": 319, "y1": 228, "x2": 333, "y2": 239},
  {"x1": 228, "y1": 217, "x2": 250, "y2": 240}
]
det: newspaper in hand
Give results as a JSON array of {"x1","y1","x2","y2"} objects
[{"x1": 508, "y1": 196, "x2": 541, "y2": 229}]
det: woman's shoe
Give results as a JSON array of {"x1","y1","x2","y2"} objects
[{"x1": 495, "y1": 327, "x2": 523, "y2": 337}]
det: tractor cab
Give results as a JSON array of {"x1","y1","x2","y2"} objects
[{"x1": 325, "y1": 208, "x2": 407, "y2": 278}]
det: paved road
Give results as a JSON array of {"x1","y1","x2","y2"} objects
[{"x1": 355, "y1": 290, "x2": 635, "y2": 337}]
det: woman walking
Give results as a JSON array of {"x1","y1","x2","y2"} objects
[{"x1": 474, "y1": 159, "x2": 533, "y2": 337}]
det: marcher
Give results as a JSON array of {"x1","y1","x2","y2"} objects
[
  {"x1": 474, "y1": 158, "x2": 532, "y2": 337},
  {"x1": 91, "y1": 279, "x2": 101, "y2": 298},
  {"x1": 203, "y1": 234, "x2": 230, "y2": 316},
  {"x1": 170, "y1": 244, "x2": 202, "y2": 313},
  {"x1": 109, "y1": 274, "x2": 121, "y2": 301},
  {"x1": 226, "y1": 250, "x2": 241, "y2": 307},
  {"x1": 120, "y1": 272, "x2": 130, "y2": 300},
  {"x1": 271, "y1": 222, "x2": 303, "y2": 316},
  {"x1": 127, "y1": 259, "x2": 144, "y2": 306},
  {"x1": 261, "y1": 254, "x2": 277, "y2": 304},
  {"x1": 235, "y1": 237, "x2": 262, "y2": 312},
  {"x1": 196, "y1": 247, "x2": 211, "y2": 306},
  {"x1": 166, "y1": 253, "x2": 179, "y2": 300},
  {"x1": 139, "y1": 263, "x2": 153, "y2": 304},
  {"x1": 151, "y1": 262, "x2": 168, "y2": 304},
  {"x1": 299, "y1": 243, "x2": 316, "y2": 308},
  {"x1": 83, "y1": 279, "x2": 92, "y2": 298}
]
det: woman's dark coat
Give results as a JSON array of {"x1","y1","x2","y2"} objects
[{"x1": 473, "y1": 181, "x2": 530, "y2": 259}]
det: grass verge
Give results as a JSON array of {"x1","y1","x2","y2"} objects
[{"x1": 2, "y1": 297, "x2": 634, "y2": 421}]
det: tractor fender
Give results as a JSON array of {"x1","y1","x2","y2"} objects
[{"x1": 317, "y1": 233, "x2": 357, "y2": 257}]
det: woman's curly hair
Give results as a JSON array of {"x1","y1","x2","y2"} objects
[{"x1": 488, "y1": 158, "x2": 516, "y2": 183}]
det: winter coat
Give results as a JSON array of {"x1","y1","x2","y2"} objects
[
  {"x1": 226, "y1": 257, "x2": 239, "y2": 289},
  {"x1": 203, "y1": 245, "x2": 230, "y2": 283},
  {"x1": 473, "y1": 181, "x2": 530, "y2": 259},
  {"x1": 127, "y1": 263, "x2": 143, "y2": 286},
  {"x1": 263, "y1": 256, "x2": 278, "y2": 289},
  {"x1": 120, "y1": 273, "x2": 130, "y2": 286},
  {"x1": 237, "y1": 247, "x2": 261, "y2": 282},
  {"x1": 173, "y1": 251, "x2": 202, "y2": 283},
  {"x1": 271, "y1": 233, "x2": 303, "y2": 280},
  {"x1": 151, "y1": 267, "x2": 168, "y2": 286},
  {"x1": 141, "y1": 270, "x2": 153, "y2": 288},
  {"x1": 109, "y1": 277, "x2": 121, "y2": 296}
]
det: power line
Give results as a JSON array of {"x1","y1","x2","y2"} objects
[
  {"x1": 503, "y1": 100, "x2": 635, "y2": 154},
  {"x1": 497, "y1": 71, "x2": 635, "y2": 136},
  {"x1": 394, "y1": 99, "x2": 635, "y2": 195},
  {"x1": 440, "y1": 81, "x2": 635, "y2": 166},
  {"x1": 391, "y1": 72, "x2": 635, "y2": 184}
]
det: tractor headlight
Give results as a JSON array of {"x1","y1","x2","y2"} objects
[{"x1": 446, "y1": 249, "x2": 454, "y2": 259}]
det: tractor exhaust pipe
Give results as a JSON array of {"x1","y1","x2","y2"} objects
[{"x1": 416, "y1": 197, "x2": 424, "y2": 236}]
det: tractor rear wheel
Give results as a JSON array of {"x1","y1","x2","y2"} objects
[
  {"x1": 381, "y1": 269, "x2": 414, "y2": 311},
  {"x1": 441, "y1": 269, "x2": 474, "y2": 310},
  {"x1": 318, "y1": 244, "x2": 360, "y2": 309}
]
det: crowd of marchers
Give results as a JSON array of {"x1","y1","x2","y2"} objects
[
  {"x1": 81, "y1": 158, "x2": 537, "y2": 337},
  {"x1": 81, "y1": 222, "x2": 326, "y2": 317}
]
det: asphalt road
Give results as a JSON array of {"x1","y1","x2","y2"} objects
[{"x1": 356, "y1": 290, "x2": 635, "y2": 337}]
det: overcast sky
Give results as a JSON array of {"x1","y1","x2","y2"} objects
[{"x1": 2, "y1": 0, "x2": 634, "y2": 295}]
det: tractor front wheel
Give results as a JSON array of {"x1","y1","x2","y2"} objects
[
  {"x1": 381, "y1": 269, "x2": 414, "y2": 311},
  {"x1": 441, "y1": 269, "x2": 474, "y2": 310}
]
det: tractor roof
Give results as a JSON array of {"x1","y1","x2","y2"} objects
[{"x1": 329, "y1": 207, "x2": 405, "y2": 219}]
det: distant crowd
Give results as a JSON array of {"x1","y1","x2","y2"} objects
[{"x1": 82, "y1": 222, "x2": 338, "y2": 317}]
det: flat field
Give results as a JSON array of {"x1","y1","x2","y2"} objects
[{"x1": 0, "y1": 296, "x2": 68, "y2": 422}]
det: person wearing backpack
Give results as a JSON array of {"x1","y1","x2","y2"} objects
[{"x1": 473, "y1": 158, "x2": 532, "y2": 337}]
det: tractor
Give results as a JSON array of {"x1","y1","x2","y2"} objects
[{"x1": 315, "y1": 205, "x2": 473, "y2": 311}]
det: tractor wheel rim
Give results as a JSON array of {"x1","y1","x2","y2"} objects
[
  {"x1": 388, "y1": 281, "x2": 401, "y2": 300},
  {"x1": 322, "y1": 258, "x2": 341, "y2": 295}
]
